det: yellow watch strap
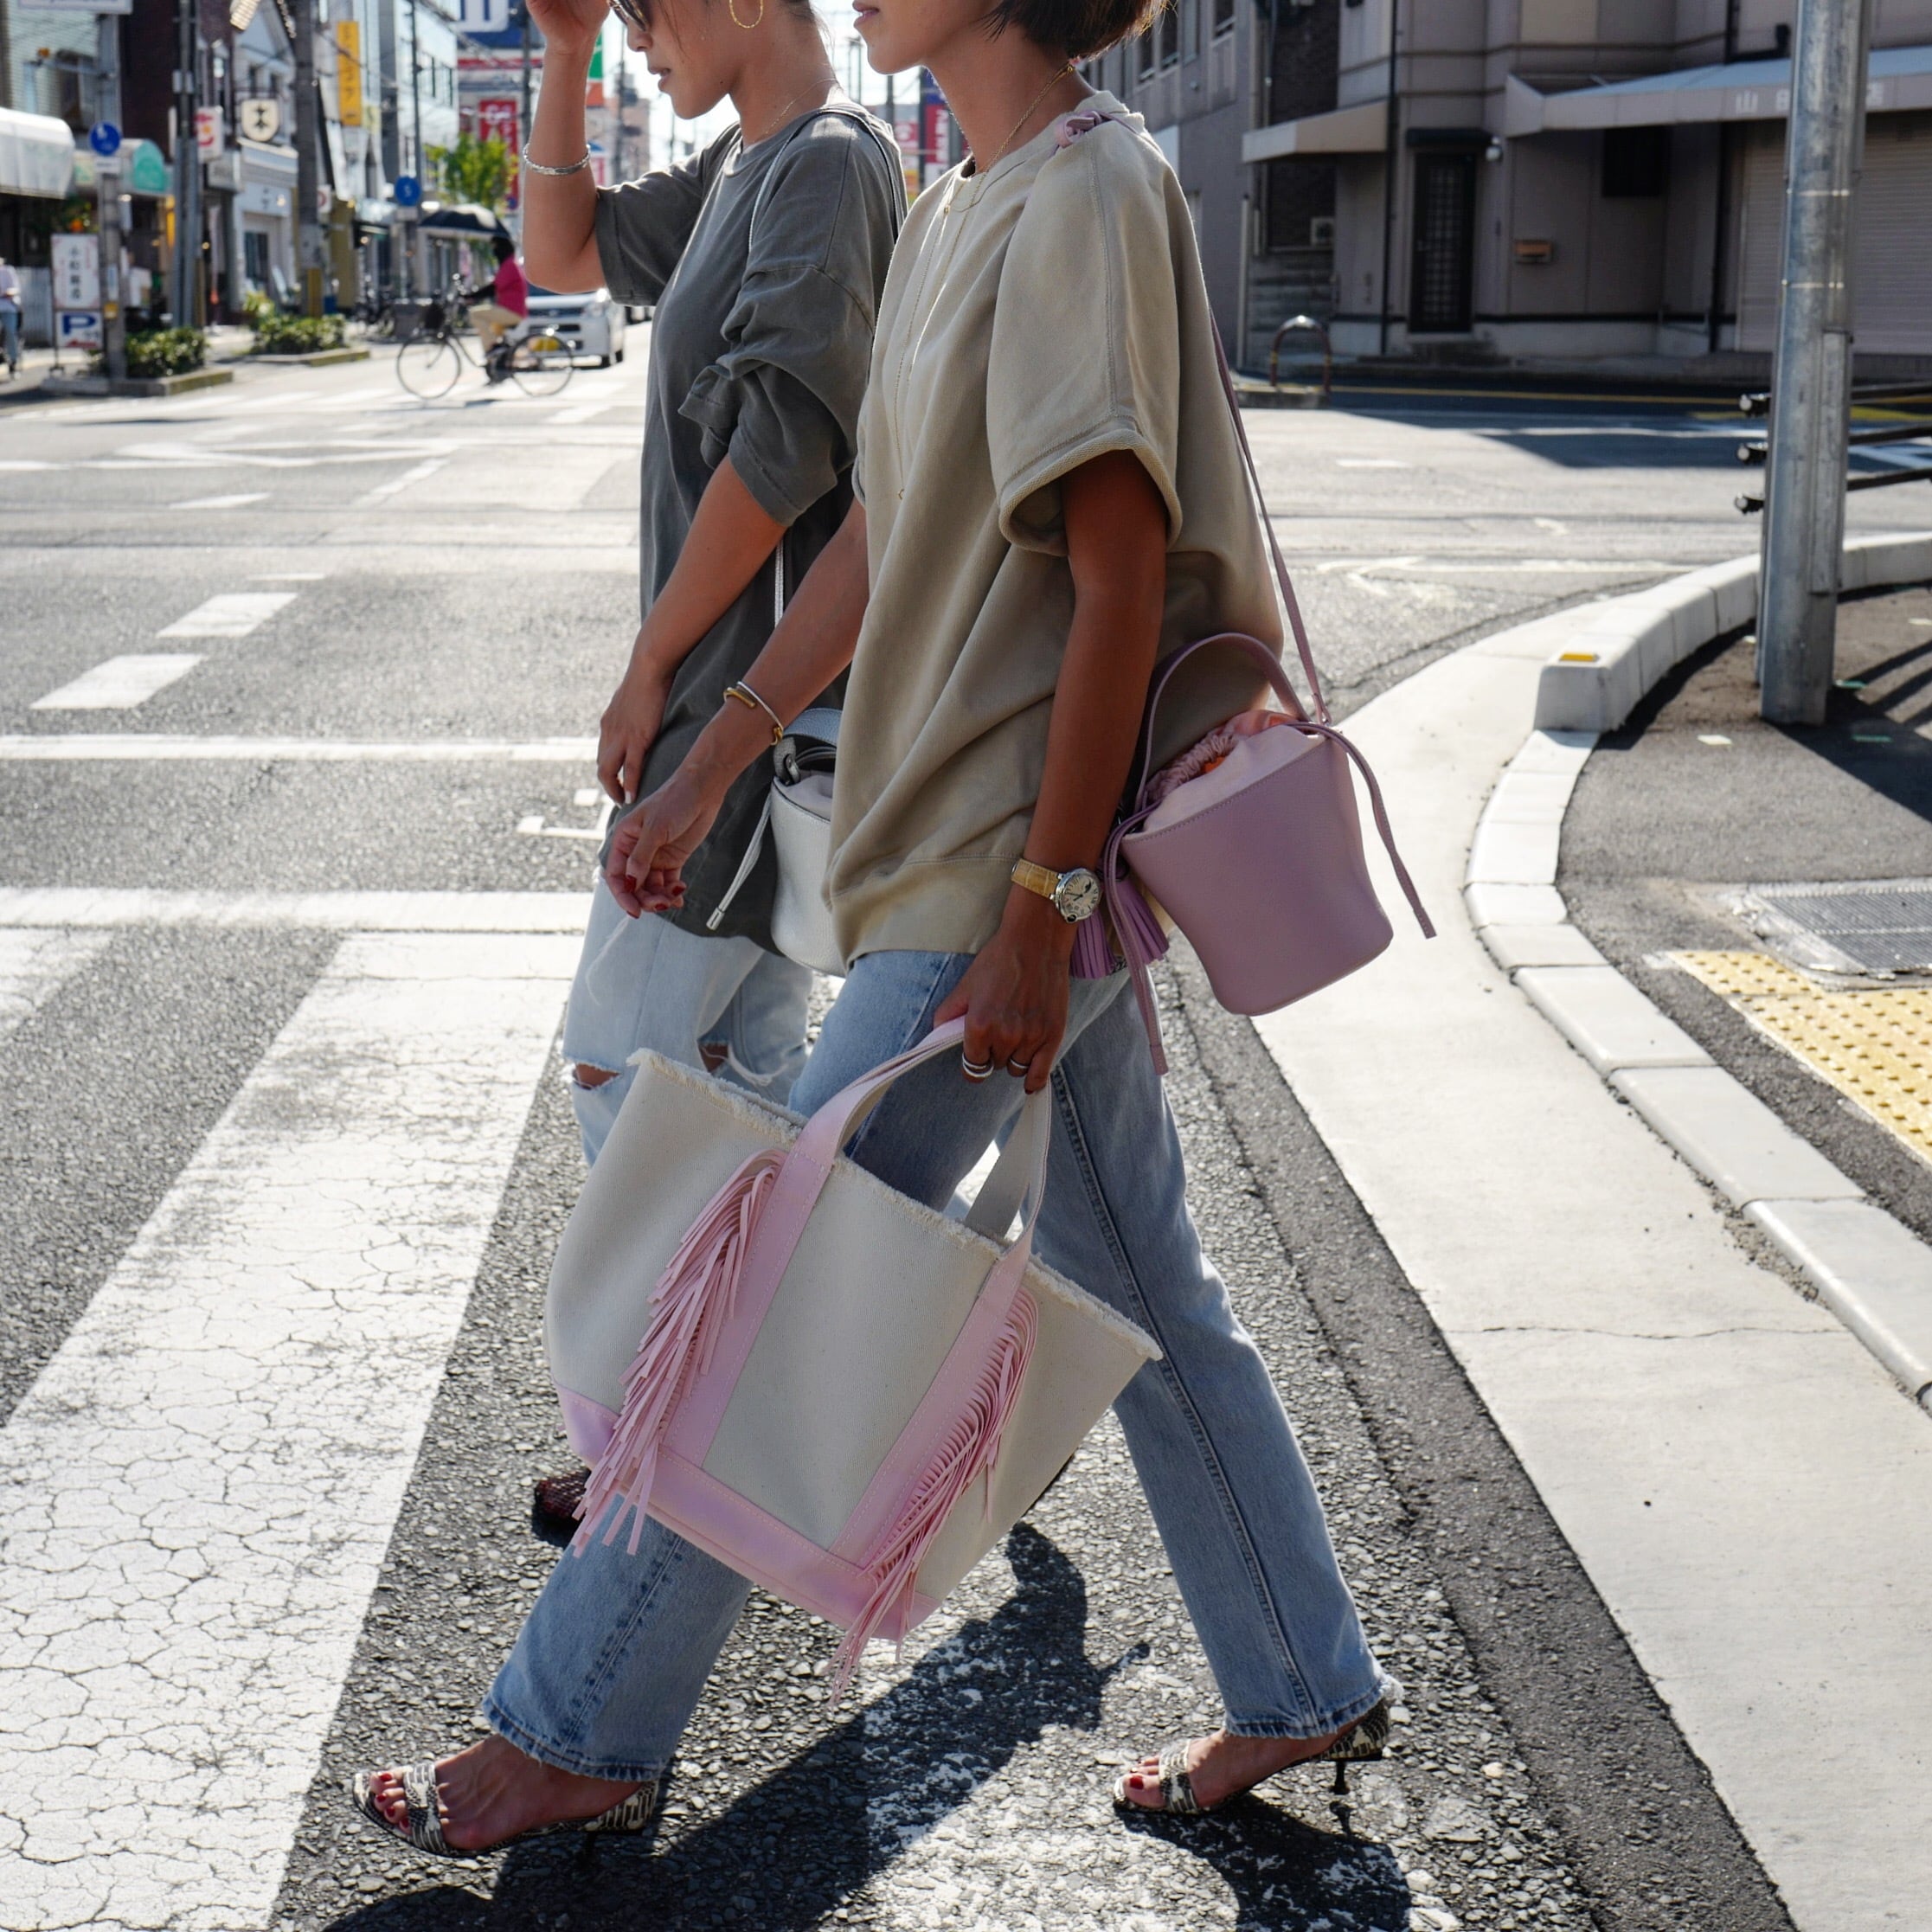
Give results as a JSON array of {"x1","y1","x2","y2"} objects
[{"x1": 1010, "y1": 858, "x2": 1061, "y2": 902}]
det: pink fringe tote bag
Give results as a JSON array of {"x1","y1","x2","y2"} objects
[{"x1": 545, "y1": 1019, "x2": 1159, "y2": 1694}]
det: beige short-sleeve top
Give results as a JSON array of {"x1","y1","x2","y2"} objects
[{"x1": 828, "y1": 94, "x2": 1284, "y2": 963}]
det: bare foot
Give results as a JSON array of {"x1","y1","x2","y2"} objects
[
  {"x1": 366, "y1": 1735, "x2": 640, "y2": 1851},
  {"x1": 1114, "y1": 1723, "x2": 1349, "y2": 1813}
]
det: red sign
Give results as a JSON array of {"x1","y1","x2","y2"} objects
[{"x1": 477, "y1": 97, "x2": 518, "y2": 151}]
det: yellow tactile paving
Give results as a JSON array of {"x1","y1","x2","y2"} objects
[{"x1": 1675, "y1": 950, "x2": 1932, "y2": 1168}]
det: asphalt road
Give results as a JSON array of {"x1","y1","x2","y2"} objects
[{"x1": 0, "y1": 341, "x2": 1846, "y2": 1931}]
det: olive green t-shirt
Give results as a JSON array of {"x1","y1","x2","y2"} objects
[
  {"x1": 827, "y1": 95, "x2": 1285, "y2": 964},
  {"x1": 592, "y1": 104, "x2": 902, "y2": 947}
]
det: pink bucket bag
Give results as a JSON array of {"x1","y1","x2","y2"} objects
[
  {"x1": 1069, "y1": 304, "x2": 1435, "y2": 1072},
  {"x1": 545, "y1": 1018, "x2": 1159, "y2": 1696}
]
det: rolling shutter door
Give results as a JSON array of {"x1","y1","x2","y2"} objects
[
  {"x1": 1852, "y1": 114, "x2": 1932, "y2": 356},
  {"x1": 1734, "y1": 127, "x2": 1784, "y2": 352},
  {"x1": 1734, "y1": 112, "x2": 1932, "y2": 357}
]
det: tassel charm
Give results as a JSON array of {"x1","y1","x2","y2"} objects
[
  {"x1": 827, "y1": 1290, "x2": 1039, "y2": 1702},
  {"x1": 577, "y1": 1147, "x2": 784, "y2": 1557}
]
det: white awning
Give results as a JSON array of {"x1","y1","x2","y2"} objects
[
  {"x1": 1505, "y1": 42, "x2": 1932, "y2": 136},
  {"x1": 1242, "y1": 98, "x2": 1387, "y2": 165},
  {"x1": 0, "y1": 107, "x2": 76, "y2": 200}
]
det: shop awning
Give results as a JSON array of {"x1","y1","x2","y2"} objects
[
  {"x1": 0, "y1": 106, "x2": 75, "y2": 199},
  {"x1": 1505, "y1": 42, "x2": 1932, "y2": 136},
  {"x1": 414, "y1": 201, "x2": 509, "y2": 237},
  {"x1": 1242, "y1": 98, "x2": 1387, "y2": 165}
]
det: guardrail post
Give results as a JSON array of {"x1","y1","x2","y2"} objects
[{"x1": 1758, "y1": 0, "x2": 1873, "y2": 725}]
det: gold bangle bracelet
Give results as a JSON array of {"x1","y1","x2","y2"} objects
[{"x1": 723, "y1": 680, "x2": 785, "y2": 745}]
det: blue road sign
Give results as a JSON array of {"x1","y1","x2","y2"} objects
[
  {"x1": 88, "y1": 122, "x2": 122, "y2": 158},
  {"x1": 393, "y1": 174, "x2": 422, "y2": 209}
]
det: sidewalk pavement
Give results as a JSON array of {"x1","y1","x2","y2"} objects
[{"x1": 1252, "y1": 546, "x2": 1932, "y2": 1932}]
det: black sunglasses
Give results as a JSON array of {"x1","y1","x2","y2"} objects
[{"x1": 609, "y1": 0, "x2": 652, "y2": 29}]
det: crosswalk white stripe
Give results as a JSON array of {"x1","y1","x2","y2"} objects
[
  {"x1": 0, "y1": 931, "x2": 576, "y2": 1931},
  {"x1": 29, "y1": 654, "x2": 204, "y2": 710},
  {"x1": 0, "y1": 928, "x2": 112, "y2": 1040},
  {"x1": 157, "y1": 592, "x2": 298, "y2": 639},
  {"x1": 0, "y1": 735, "x2": 596, "y2": 763},
  {"x1": 0, "y1": 889, "x2": 593, "y2": 931}
]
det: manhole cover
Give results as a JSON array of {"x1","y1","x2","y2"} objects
[{"x1": 1745, "y1": 879, "x2": 1932, "y2": 974}]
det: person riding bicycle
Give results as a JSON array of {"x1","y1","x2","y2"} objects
[{"x1": 472, "y1": 234, "x2": 530, "y2": 379}]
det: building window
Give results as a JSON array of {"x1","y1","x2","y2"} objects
[
  {"x1": 1601, "y1": 125, "x2": 1671, "y2": 198},
  {"x1": 1159, "y1": 3, "x2": 1180, "y2": 68},
  {"x1": 1213, "y1": 0, "x2": 1236, "y2": 34},
  {"x1": 1138, "y1": 26, "x2": 1157, "y2": 80}
]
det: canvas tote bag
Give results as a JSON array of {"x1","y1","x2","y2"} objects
[{"x1": 546, "y1": 1018, "x2": 1159, "y2": 1692}]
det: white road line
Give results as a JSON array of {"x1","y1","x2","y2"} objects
[
  {"x1": 29, "y1": 654, "x2": 204, "y2": 711},
  {"x1": 170, "y1": 491, "x2": 271, "y2": 510},
  {"x1": 0, "y1": 928, "x2": 113, "y2": 1040},
  {"x1": 550, "y1": 400, "x2": 611, "y2": 425},
  {"x1": 0, "y1": 460, "x2": 53, "y2": 472},
  {"x1": 354, "y1": 456, "x2": 448, "y2": 507},
  {"x1": 0, "y1": 930, "x2": 575, "y2": 1930},
  {"x1": 254, "y1": 571, "x2": 326, "y2": 581},
  {"x1": 0, "y1": 734, "x2": 594, "y2": 762},
  {"x1": 157, "y1": 591, "x2": 298, "y2": 639},
  {"x1": 0, "y1": 888, "x2": 593, "y2": 930}
]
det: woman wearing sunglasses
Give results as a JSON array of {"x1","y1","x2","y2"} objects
[
  {"x1": 353, "y1": 0, "x2": 1395, "y2": 1860},
  {"x1": 520, "y1": 0, "x2": 901, "y2": 1180}
]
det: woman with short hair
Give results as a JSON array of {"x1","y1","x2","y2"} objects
[{"x1": 352, "y1": 0, "x2": 1394, "y2": 1858}]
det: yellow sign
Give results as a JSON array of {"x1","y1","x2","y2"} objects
[{"x1": 335, "y1": 22, "x2": 363, "y2": 127}]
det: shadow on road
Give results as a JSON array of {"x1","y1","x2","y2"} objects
[{"x1": 327, "y1": 1524, "x2": 1405, "y2": 1930}]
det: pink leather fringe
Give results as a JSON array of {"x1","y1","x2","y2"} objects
[
  {"x1": 578, "y1": 1147, "x2": 785, "y2": 1557},
  {"x1": 828, "y1": 1288, "x2": 1040, "y2": 1703}
]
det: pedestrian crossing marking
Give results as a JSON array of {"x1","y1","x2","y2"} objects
[
  {"x1": 29, "y1": 653, "x2": 203, "y2": 711},
  {"x1": 157, "y1": 591, "x2": 298, "y2": 639},
  {"x1": 0, "y1": 928, "x2": 112, "y2": 1040},
  {"x1": 170, "y1": 492, "x2": 271, "y2": 510},
  {"x1": 0, "y1": 735, "x2": 595, "y2": 763},
  {"x1": 0, "y1": 931, "x2": 576, "y2": 1929},
  {"x1": 0, "y1": 889, "x2": 593, "y2": 931}
]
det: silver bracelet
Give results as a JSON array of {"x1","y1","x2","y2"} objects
[{"x1": 521, "y1": 146, "x2": 592, "y2": 177}]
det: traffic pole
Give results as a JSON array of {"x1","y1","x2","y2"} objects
[
  {"x1": 1758, "y1": 0, "x2": 1873, "y2": 725},
  {"x1": 96, "y1": 12, "x2": 126, "y2": 382},
  {"x1": 171, "y1": 0, "x2": 198, "y2": 325},
  {"x1": 294, "y1": 0, "x2": 326, "y2": 318}
]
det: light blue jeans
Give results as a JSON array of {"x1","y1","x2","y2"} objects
[
  {"x1": 561, "y1": 875, "x2": 814, "y2": 1165},
  {"x1": 489, "y1": 949, "x2": 1392, "y2": 1777},
  {"x1": 0, "y1": 304, "x2": 18, "y2": 372}
]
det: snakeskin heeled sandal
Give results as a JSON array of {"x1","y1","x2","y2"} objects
[
  {"x1": 348, "y1": 1760, "x2": 658, "y2": 1858},
  {"x1": 1112, "y1": 1698, "x2": 1391, "y2": 1815}
]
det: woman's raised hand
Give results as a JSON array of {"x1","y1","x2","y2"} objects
[
  {"x1": 604, "y1": 761, "x2": 730, "y2": 918},
  {"x1": 524, "y1": 0, "x2": 610, "y2": 56},
  {"x1": 598, "y1": 653, "x2": 672, "y2": 805}
]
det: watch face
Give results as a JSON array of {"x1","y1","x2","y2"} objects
[{"x1": 1055, "y1": 870, "x2": 1103, "y2": 921}]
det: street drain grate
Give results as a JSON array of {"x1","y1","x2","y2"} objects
[{"x1": 1743, "y1": 879, "x2": 1932, "y2": 975}]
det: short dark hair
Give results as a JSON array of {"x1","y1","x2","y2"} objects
[
  {"x1": 985, "y1": 0, "x2": 1166, "y2": 60},
  {"x1": 491, "y1": 234, "x2": 516, "y2": 262}
]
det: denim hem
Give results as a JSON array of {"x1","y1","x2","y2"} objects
[
  {"x1": 1223, "y1": 1672, "x2": 1401, "y2": 1742},
  {"x1": 482, "y1": 1696, "x2": 666, "y2": 1786}
]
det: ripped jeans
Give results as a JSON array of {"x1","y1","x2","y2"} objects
[
  {"x1": 487, "y1": 948, "x2": 1392, "y2": 1776},
  {"x1": 559, "y1": 874, "x2": 814, "y2": 1165}
]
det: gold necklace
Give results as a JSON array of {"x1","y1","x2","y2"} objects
[
  {"x1": 741, "y1": 83, "x2": 821, "y2": 150},
  {"x1": 972, "y1": 62, "x2": 1076, "y2": 177}
]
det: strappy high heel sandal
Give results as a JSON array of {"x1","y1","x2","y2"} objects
[
  {"x1": 1112, "y1": 1697, "x2": 1391, "y2": 1815},
  {"x1": 348, "y1": 1760, "x2": 658, "y2": 1858}
]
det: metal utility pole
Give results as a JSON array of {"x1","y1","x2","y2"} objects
[
  {"x1": 293, "y1": 0, "x2": 325, "y2": 316},
  {"x1": 1758, "y1": 0, "x2": 1873, "y2": 725},
  {"x1": 519, "y1": 0, "x2": 533, "y2": 170},
  {"x1": 96, "y1": 10, "x2": 125, "y2": 380},
  {"x1": 171, "y1": 0, "x2": 200, "y2": 325}
]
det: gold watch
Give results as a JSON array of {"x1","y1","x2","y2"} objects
[{"x1": 1011, "y1": 857, "x2": 1102, "y2": 923}]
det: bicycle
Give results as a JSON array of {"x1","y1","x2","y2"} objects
[{"x1": 394, "y1": 282, "x2": 574, "y2": 400}]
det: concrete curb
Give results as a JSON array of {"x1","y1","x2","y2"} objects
[
  {"x1": 1470, "y1": 531, "x2": 1932, "y2": 1411},
  {"x1": 244, "y1": 347, "x2": 371, "y2": 368},
  {"x1": 39, "y1": 367, "x2": 235, "y2": 399}
]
